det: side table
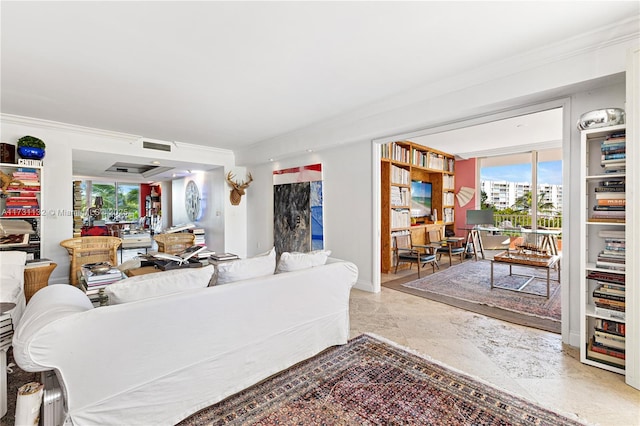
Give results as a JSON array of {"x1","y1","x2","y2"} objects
[{"x1": 24, "y1": 263, "x2": 57, "y2": 303}]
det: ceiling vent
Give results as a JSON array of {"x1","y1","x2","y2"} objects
[
  {"x1": 106, "y1": 162, "x2": 173, "y2": 177},
  {"x1": 143, "y1": 141, "x2": 172, "y2": 152}
]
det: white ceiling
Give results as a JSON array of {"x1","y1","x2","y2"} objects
[{"x1": 2, "y1": 1, "x2": 639, "y2": 179}]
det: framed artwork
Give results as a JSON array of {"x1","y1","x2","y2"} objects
[
  {"x1": 273, "y1": 164, "x2": 323, "y2": 255},
  {"x1": 0, "y1": 233, "x2": 29, "y2": 247}
]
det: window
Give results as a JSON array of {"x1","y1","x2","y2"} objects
[
  {"x1": 480, "y1": 148, "x2": 562, "y2": 230},
  {"x1": 89, "y1": 181, "x2": 140, "y2": 221}
]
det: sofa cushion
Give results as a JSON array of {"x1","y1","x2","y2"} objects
[
  {"x1": 104, "y1": 265, "x2": 215, "y2": 304},
  {"x1": 216, "y1": 247, "x2": 275, "y2": 285},
  {"x1": 275, "y1": 250, "x2": 332, "y2": 273},
  {"x1": 0, "y1": 250, "x2": 27, "y2": 281}
]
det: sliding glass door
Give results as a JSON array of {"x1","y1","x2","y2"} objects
[{"x1": 480, "y1": 148, "x2": 562, "y2": 249}]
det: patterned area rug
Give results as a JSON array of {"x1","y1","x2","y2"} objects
[
  {"x1": 180, "y1": 334, "x2": 585, "y2": 425},
  {"x1": 386, "y1": 259, "x2": 561, "y2": 333}
]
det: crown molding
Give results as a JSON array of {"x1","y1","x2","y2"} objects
[
  {"x1": 1, "y1": 113, "x2": 234, "y2": 156},
  {"x1": 1, "y1": 113, "x2": 140, "y2": 141},
  {"x1": 238, "y1": 16, "x2": 639, "y2": 165}
]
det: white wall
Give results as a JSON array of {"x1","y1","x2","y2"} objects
[
  {"x1": 246, "y1": 141, "x2": 372, "y2": 290},
  {"x1": 0, "y1": 116, "x2": 240, "y2": 283},
  {"x1": 170, "y1": 170, "x2": 227, "y2": 255},
  {"x1": 241, "y1": 36, "x2": 635, "y2": 347}
]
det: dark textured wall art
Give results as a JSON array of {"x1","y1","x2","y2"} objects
[{"x1": 273, "y1": 164, "x2": 324, "y2": 255}]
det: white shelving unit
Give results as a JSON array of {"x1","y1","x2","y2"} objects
[
  {"x1": 579, "y1": 124, "x2": 627, "y2": 375},
  {"x1": 0, "y1": 162, "x2": 43, "y2": 260}
]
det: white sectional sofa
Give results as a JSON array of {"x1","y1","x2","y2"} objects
[{"x1": 12, "y1": 254, "x2": 358, "y2": 425}]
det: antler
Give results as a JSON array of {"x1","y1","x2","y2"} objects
[{"x1": 226, "y1": 172, "x2": 253, "y2": 189}]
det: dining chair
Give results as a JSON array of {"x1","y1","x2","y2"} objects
[
  {"x1": 393, "y1": 234, "x2": 437, "y2": 278},
  {"x1": 428, "y1": 229, "x2": 465, "y2": 267}
]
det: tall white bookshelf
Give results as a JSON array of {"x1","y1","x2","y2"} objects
[{"x1": 579, "y1": 124, "x2": 631, "y2": 378}]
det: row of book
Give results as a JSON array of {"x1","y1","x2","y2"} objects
[
  {"x1": 586, "y1": 318, "x2": 625, "y2": 369},
  {"x1": 390, "y1": 186, "x2": 409, "y2": 207},
  {"x1": 442, "y1": 207, "x2": 454, "y2": 224},
  {"x1": 390, "y1": 208, "x2": 411, "y2": 229},
  {"x1": 413, "y1": 151, "x2": 454, "y2": 172},
  {"x1": 590, "y1": 178, "x2": 625, "y2": 223},
  {"x1": 600, "y1": 131, "x2": 625, "y2": 174},
  {"x1": 381, "y1": 142, "x2": 410, "y2": 163},
  {"x1": 390, "y1": 164, "x2": 410, "y2": 185},
  {"x1": 443, "y1": 174, "x2": 455, "y2": 189}
]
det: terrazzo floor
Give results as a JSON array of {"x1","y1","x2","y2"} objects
[{"x1": 349, "y1": 286, "x2": 640, "y2": 425}]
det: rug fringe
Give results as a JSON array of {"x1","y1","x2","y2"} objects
[{"x1": 359, "y1": 332, "x2": 593, "y2": 426}]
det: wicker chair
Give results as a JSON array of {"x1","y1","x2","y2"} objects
[
  {"x1": 60, "y1": 236, "x2": 122, "y2": 285},
  {"x1": 154, "y1": 233, "x2": 195, "y2": 255}
]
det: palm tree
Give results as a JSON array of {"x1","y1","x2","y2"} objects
[{"x1": 512, "y1": 191, "x2": 555, "y2": 214}]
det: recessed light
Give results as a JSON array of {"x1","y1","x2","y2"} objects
[
  {"x1": 151, "y1": 160, "x2": 161, "y2": 165},
  {"x1": 307, "y1": 149, "x2": 313, "y2": 153},
  {"x1": 269, "y1": 158, "x2": 275, "y2": 162}
]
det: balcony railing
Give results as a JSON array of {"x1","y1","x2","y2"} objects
[{"x1": 492, "y1": 214, "x2": 562, "y2": 233}]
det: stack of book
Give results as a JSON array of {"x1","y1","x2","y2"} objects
[
  {"x1": 191, "y1": 227, "x2": 206, "y2": 246},
  {"x1": 588, "y1": 269, "x2": 625, "y2": 318},
  {"x1": 595, "y1": 230, "x2": 625, "y2": 271},
  {"x1": 25, "y1": 258, "x2": 53, "y2": 269},
  {"x1": 3, "y1": 169, "x2": 40, "y2": 216},
  {"x1": 80, "y1": 266, "x2": 124, "y2": 293},
  {"x1": 591, "y1": 178, "x2": 625, "y2": 223},
  {"x1": 600, "y1": 131, "x2": 625, "y2": 174},
  {"x1": 587, "y1": 318, "x2": 625, "y2": 368},
  {"x1": 210, "y1": 253, "x2": 239, "y2": 261}
]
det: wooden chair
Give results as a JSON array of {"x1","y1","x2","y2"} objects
[
  {"x1": 427, "y1": 229, "x2": 465, "y2": 267},
  {"x1": 393, "y1": 234, "x2": 437, "y2": 278},
  {"x1": 60, "y1": 236, "x2": 122, "y2": 285},
  {"x1": 154, "y1": 233, "x2": 195, "y2": 255}
]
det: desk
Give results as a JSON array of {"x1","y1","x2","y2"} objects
[
  {"x1": 491, "y1": 251, "x2": 560, "y2": 298},
  {"x1": 460, "y1": 227, "x2": 486, "y2": 260},
  {"x1": 461, "y1": 226, "x2": 562, "y2": 260}
]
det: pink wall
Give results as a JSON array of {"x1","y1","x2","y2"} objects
[{"x1": 454, "y1": 158, "x2": 477, "y2": 237}]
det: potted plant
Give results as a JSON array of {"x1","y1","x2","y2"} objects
[{"x1": 17, "y1": 135, "x2": 46, "y2": 160}]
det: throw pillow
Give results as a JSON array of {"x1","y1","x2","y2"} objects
[
  {"x1": 275, "y1": 249, "x2": 331, "y2": 273},
  {"x1": 104, "y1": 265, "x2": 215, "y2": 304},
  {"x1": 216, "y1": 247, "x2": 275, "y2": 285}
]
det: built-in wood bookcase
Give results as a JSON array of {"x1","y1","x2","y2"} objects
[{"x1": 380, "y1": 141, "x2": 455, "y2": 273}]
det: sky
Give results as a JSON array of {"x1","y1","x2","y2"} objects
[{"x1": 480, "y1": 160, "x2": 562, "y2": 185}]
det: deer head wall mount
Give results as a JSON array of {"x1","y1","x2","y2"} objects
[{"x1": 226, "y1": 172, "x2": 253, "y2": 205}]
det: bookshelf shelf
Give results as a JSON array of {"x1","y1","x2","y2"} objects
[
  {"x1": 380, "y1": 141, "x2": 456, "y2": 274},
  {"x1": 0, "y1": 162, "x2": 43, "y2": 260},
  {"x1": 579, "y1": 124, "x2": 627, "y2": 375}
]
